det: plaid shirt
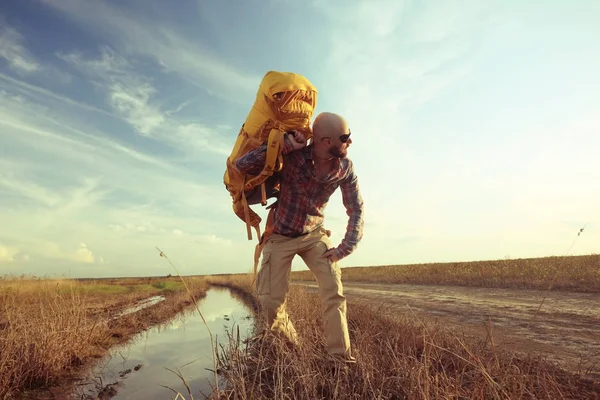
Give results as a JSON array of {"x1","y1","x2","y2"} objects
[{"x1": 235, "y1": 135, "x2": 364, "y2": 260}]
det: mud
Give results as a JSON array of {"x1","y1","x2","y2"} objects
[
  {"x1": 300, "y1": 281, "x2": 600, "y2": 380},
  {"x1": 112, "y1": 295, "x2": 165, "y2": 319}
]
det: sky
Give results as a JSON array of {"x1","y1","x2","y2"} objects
[{"x1": 0, "y1": 0, "x2": 599, "y2": 278}]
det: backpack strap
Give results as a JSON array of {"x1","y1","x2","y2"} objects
[
  {"x1": 243, "y1": 123, "x2": 285, "y2": 193},
  {"x1": 239, "y1": 122, "x2": 285, "y2": 241},
  {"x1": 240, "y1": 178, "x2": 262, "y2": 241}
]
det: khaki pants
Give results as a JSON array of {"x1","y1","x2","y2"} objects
[{"x1": 256, "y1": 226, "x2": 351, "y2": 357}]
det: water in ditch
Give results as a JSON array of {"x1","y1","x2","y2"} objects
[{"x1": 71, "y1": 288, "x2": 254, "y2": 399}]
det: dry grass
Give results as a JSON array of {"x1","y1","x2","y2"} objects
[
  {"x1": 0, "y1": 275, "x2": 208, "y2": 399},
  {"x1": 291, "y1": 254, "x2": 600, "y2": 292},
  {"x1": 4, "y1": 252, "x2": 598, "y2": 399},
  {"x1": 210, "y1": 274, "x2": 600, "y2": 400}
]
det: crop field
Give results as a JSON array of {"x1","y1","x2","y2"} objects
[{"x1": 290, "y1": 254, "x2": 600, "y2": 292}]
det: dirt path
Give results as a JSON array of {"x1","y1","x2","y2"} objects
[{"x1": 299, "y1": 281, "x2": 600, "y2": 380}]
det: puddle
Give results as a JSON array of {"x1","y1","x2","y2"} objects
[{"x1": 71, "y1": 288, "x2": 255, "y2": 399}]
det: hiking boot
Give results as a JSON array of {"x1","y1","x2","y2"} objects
[
  {"x1": 273, "y1": 331, "x2": 302, "y2": 353},
  {"x1": 246, "y1": 329, "x2": 301, "y2": 353},
  {"x1": 328, "y1": 353, "x2": 357, "y2": 365},
  {"x1": 244, "y1": 328, "x2": 269, "y2": 349},
  {"x1": 324, "y1": 354, "x2": 356, "y2": 376}
]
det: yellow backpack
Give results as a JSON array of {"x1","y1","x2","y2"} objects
[{"x1": 224, "y1": 71, "x2": 318, "y2": 269}]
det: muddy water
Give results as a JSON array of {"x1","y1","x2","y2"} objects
[
  {"x1": 301, "y1": 281, "x2": 600, "y2": 379},
  {"x1": 71, "y1": 288, "x2": 254, "y2": 399}
]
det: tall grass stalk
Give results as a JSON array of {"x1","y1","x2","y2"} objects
[{"x1": 155, "y1": 247, "x2": 220, "y2": 399}]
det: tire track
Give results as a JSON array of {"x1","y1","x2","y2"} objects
[{"x1": 299, "y1": 281, "x2": 600, "y2": 379}]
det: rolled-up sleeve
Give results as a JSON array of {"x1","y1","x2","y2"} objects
[
  {"x1": 235, "y1": 145, "x2": 267, "y2": 176},
  {"x1": 235, "y1": 134, "x2": 295, "y2": 176}
]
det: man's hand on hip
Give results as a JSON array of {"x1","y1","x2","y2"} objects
[{"x1": 323, "y1": 248, "x2": 340, "y2": 263}]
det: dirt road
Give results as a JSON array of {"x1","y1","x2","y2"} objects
[{"x1": 300, "y1": 281, "x2": 600, "y2": 379}]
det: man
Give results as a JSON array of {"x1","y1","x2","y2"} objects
[{"x1": 235, "y1": 112, "x2": 364, "y2": 363}]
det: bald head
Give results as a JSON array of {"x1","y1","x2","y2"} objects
[
  {"x1": 312, "y1": 112, "x2": 349, "y2": 141},
  {"x1": 311, "y1": 112, "x2": 353, "y2": 159}
]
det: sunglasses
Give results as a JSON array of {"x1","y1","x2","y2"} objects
[{"x1": 339, "y1": 130, "x2": 351, "y2": 143}]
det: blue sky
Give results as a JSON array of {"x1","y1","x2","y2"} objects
[{"x1": 1, "y1": 0, "x2": 599, "y2": 278}]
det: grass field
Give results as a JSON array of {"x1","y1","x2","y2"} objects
[
  {"x1": 209, "y1": 273, "x2": 600, "y2": 399},
  {"x1": 2, "y1": 253, "x2": 599, "y2": 399},
  {"x1": 291, "y1": 254, "x2": 600, "y2": 292},
  {"x1": 0, "y1": 275, "x2": 207, "y2": 399}
]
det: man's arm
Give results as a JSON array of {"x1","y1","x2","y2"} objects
[
  {"x1": 334, "y1": 161, "x2": 364, "y2": 260},
  {"x1": 235, "y1": 133, "x2": 297, "y2": 175},
  {"x1": 235, "y1": 144, "x2": 267, "y2": 176}
]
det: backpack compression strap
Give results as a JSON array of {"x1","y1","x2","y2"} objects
[
  {"x1": 240, "y1": 185, "x2": 261, "y2": 241},
  {"x1": 239, "y1": 123, "x2": 285, "y2": 241},
  {"x1": 244, "y1": 124, "x2": 285, "y2": 193}
]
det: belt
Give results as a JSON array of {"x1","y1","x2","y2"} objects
[
  {"x1": 278, "y1": 226, "x2": 323, "y2": 238},
  {"x1": 280, "y1": 231, "x2": 308, "y2": 239}
]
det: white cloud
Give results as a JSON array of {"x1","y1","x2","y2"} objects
[
  {"x1": 174, "y1": 122, "x2": 232, "y2": 156},
  {"x1": 194, "y1": 234, "x2": 232, "y2": 246},
  {"x1": 0, "y1": 72, "x2": 238, "y2": 276},
  {"x1": 0, "y1": 24, "x2": 40, "y2": 73},
  {"x1": 59, "y1": 48, "x2": 165, "y2": 136},
  {"x1": 311, "y1": 1, "x2": 406, "y2": 37},
  {"x1": 402, "y1": 1, "x2": 497, "y2": 44},
  {"x1": 58, "y1": 47, "x2": 231, "y2": 155},
  {"x1": 0, "y1": 170, "x2": 62, "y2": 208},
  {"x1": 0, "y1": 87, "x2": 169, "y2": 170},
  {"x1": 0, "y1": 72, "x2": 109, "y2": 116},
  {"x1": 108, "y1": 81, "x2": 164, "y2": 135},
  {"x1": 39, "y1": 0, "x2": 259, "y2": 97},
  {"x1": 166, "y1": 100, "x2": 194, "y2": 117},
  {"x1": 35, "y1": 241, "x2": 99, "y2": 264},
  {"x1": 318, "y1": 2, "x2": 482, "y2": 108},
  {"x1": 0, "y1": 245, "x2": 19, "y2": 263},
  {"x1": 74, "y1": 242, "x2": 96, "y2": 263},
  {"x1": 108, "y1": 222, "x2": 165, "y2": 234},
  {"x1": 107, "y1": 224, "x2": 231, "y2": 246},
  {"x1": 0, "y1": 22, "x2": 73, "y2": 85}
]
